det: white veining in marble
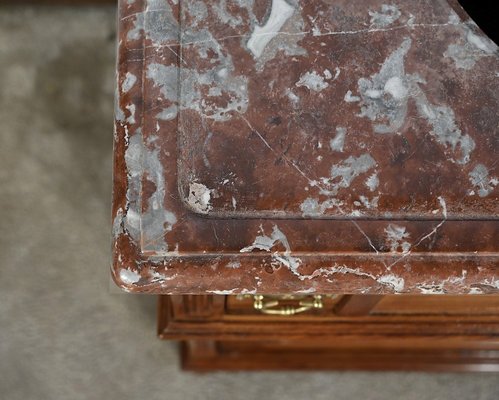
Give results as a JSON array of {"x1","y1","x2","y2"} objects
[{"x1": 247, "y1": 0, "x2": 295, "y2": 58}]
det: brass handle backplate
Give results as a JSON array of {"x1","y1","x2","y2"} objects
[{"x1": 239, "y1": 294, "x2": 325, "y2": 316}]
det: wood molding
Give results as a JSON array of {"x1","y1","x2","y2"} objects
[{"x1": 181, "y1": 340, "x2": 499, "y2": 372}]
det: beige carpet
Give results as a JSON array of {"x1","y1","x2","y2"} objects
[{"x1": 0, "y1": 6, "x2": 497, "y2": 400}]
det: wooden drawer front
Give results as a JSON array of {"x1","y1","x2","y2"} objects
[
  {"x1": 225, "y1": 294, "x2": 384, "y2": 317},
  {"x1": 160, "y1": 295, "x2": 499, "y2": 341},
  {"x1": 372, "y1": 295, "x2": 499, "y2": 315},
  {"x1": 227, "y1": 295, "x2": 499, "y2": 317}
]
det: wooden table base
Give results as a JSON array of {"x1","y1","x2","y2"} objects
[{"x1": 159, "y1": 295, "x2": 499, "y2": 372}]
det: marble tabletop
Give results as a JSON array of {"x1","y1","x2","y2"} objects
[{"x1": 112, "y1": 0, "x2": 498, "y2": 294}]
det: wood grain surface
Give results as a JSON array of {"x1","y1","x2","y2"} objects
[{"x1": 159, "y1": 295, "x2": 499, "y2": 372}]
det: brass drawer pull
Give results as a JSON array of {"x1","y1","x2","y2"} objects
[{"x1": 251, "y1": 295, "x2": 324, "y2": 316}]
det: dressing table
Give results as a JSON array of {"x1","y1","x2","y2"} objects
[{"x1": 112, "y1": 0, "x2": 499, "y2": 371}]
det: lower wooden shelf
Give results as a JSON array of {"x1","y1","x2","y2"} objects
[{"x1": 158, "y1": 294, "x2": 499, "y2": 372}]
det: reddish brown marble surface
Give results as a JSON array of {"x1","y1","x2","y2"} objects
[{"x1": 112, "y1": 0, "x2": 498, "y2": 294}]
